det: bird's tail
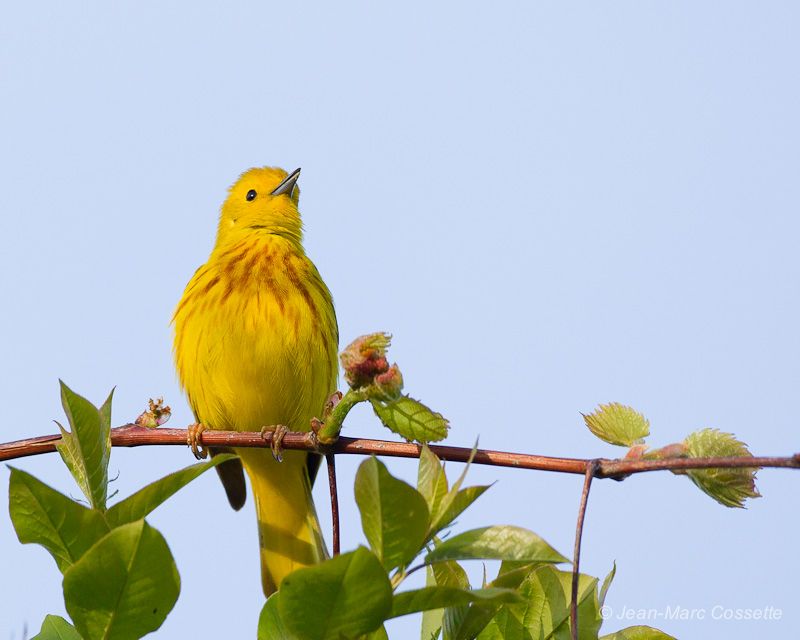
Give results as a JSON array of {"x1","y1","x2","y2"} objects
[{"x1": 237, "y1": 448, "x2": 328, "y2": 596}]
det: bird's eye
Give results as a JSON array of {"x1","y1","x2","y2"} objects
[{"x1": 246, "y1": 189, "x2": 257, "y2": 201}]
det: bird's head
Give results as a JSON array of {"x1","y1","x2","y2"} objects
[{"x1": 215, "y1": 167, "x2": 303, "y2": 248}]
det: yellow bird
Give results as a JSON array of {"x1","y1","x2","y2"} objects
[{"x1": 172, "y1": 167, "x2": 338, "y2": 595}]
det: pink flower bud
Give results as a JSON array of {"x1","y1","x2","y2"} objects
[
  {"x1": 340, "y1": 333, "x2": 392, "y2": 389},
  {"x1": 372, "y1": 364, "x2": 404, "y2": 401}
]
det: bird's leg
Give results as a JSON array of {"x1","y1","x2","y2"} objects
[
  {"x1": 187, "y1": 423, "x2": 209, "y2": 460},
  {"x1": 260, "y1": 424, "x2": 289, "y2": 462}
]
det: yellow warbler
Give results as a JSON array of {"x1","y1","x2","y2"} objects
[{"x1": 172, "y1": 167, "x2": 338, "y2": 595}]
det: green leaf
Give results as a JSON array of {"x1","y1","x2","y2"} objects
[
  {"x1": 683, "y1": 428, "x2": 761, "y2": 508},
  {"x1": 448, "y1": 606, "x2": 506, "y2": 640},
  {"x1": 431, "y1": 485, "x2": 490, "y2": 535},
  {"x1": 30, "y1": 615, "x2": 82, "y2": 640},
  {"x1": 63, "y1": 519, "x2": 180, "y2": 640},
  {"x1": 478, "y1": 566, "x2": 599, "y2": 640},
  {"x1": 8, "y1": 467, "x2": 110, "y2": 572},
  {"x1": 258, "y1": 593, "x2": 297, "y2": 640},
  {"x1": 418, "y1": 445, "x2": 449, "y2": 515},
  {"x1": 279, "y1": 547, "x2": 392, "y2": 640},
  {"x1": 421, "y1": 566, "x2": 444, "y2": 640},
  {"x1": 105, "y1": 454, "x2": 236, "y2": 527},
  {"x1": 425, "y1": 555, "x2": 481, "y2": 640},
  {"x1": 582, "y1": 403, "x2": 650, "y2": 447},
  {"x1": 494, "y1": 562, "x2": 541, "y2": 589},
  {"x1": 354, "y1": 457, "x2": 430, "y2": 570},
  {"x1": 371, "y1": 395, "x2": 449, "y2": 443},
  {"x1": 526, "y1": 567, "x2": 599, "y2": 640},
  {"x1": 430, "y1": 561, "x2": 474, "y2": 640},
  {"x1": 423, "y1": 561, "x2": 471, "y2": 640},
  {"x1": 550, "y1": 574, "x2": 602, "y2": 640},
  {"x1": 599, "y1": 562, "x2": 616, "y2": 608},
  {"x1": 55, "y1": 382, "x2": 113, "y2": 510},
  {"x1": 391, "y1": 586, "x2": 522, "y2": 619},
  {"x1": 425, "y1": 526, "x2": 568, "y2": 565},
  {"x1": 475, "y1": 607, "x2": 526, "y2": 640},
  {"x1": 447, "y1": 564, "x2": 539, "y2": 640},
  {"x1": 600, "y1": 626, "x2": 677, "y2": 640},
  {"x1": 443, "y1": 604, "x2": 472, "y2": 640},
  {"x1": 433, "y1": 559, "x2": 471, "y2": 589},
  {"x1": 366, "y1": 626, "x2": 389, "y2": 640},
  {"x1": 429, "y1": 441, "x2": 480, "y2": 534}
]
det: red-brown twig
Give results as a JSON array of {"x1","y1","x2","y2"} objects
[
  {"x1": 571, "y1": 460, "x2": 600, "y2": 640},
  {"x1": 1, "y1": 425, "x2": 798, "y2": 478},
  {"x1": 326, "y1": 452, "x2": 340, "y2": 556}
]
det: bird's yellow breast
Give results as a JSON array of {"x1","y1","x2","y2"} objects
[{"x1": 172, "y1": 234, "x2": 338, "y2": 433}]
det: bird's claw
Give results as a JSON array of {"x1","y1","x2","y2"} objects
[
  {"x1": 260, "y1": 424, "x2": 289, "y2": 462},
  {"x1": 187, "y1": 423, "x2": 209, "y2": 460}
]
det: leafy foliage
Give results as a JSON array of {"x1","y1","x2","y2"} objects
[
  {"x1": 278, "y1": 547, "x2": 393, "y2": 640},
  {"x1": 371, "y1": 395, "x2": 450, "y2": 443},
  {"x1": 476, "y1": 566, "x2": 601, "y2": 640},
  {"x1": 6, "y1": 361, "x2": 764, "y2": 639},
  {"x1": 418, "y1": 444, "x2": 449, "y2": 511},
  {"x1": 8, "y1": 384, "x2": 231, "y2": 639},
  {"x1": 258, "y1": 453, "x2": 672, "y2": 640},
  {"x1": 355, "y1": 456, "x2": 430, "y2": 570},
  {"x1": 30, "y1": 615, "x2": 82, "y2": 640},
  {"x1": 9, "y1": 467, "x2": 110, "y2": 571},
  {"x1": 425, "y1": 526, "x2": 568, "y2": 565},
  {"x1": 258, "y1": 595, "x2": 293, "y2": 640},
  {"x1": 583, "y1": 403, "x2": 761, "y2": 508},
  {"x1": 63, "y1": 519, "x2": 180, "y2": 640},
  {"x1": 682, "y1": 428, "x2": 761, "y2": 508},
  {"x1": 599, "y1": 563, "x2": 616, "y2": 608},
  {"x1": 390, "y1": 586, "x2": 522, "y2": 619},
  {"x1": 582, "y1": 403, "x2": 650, "y2": 447},
  {"x1": 55, "y1": 381, "x2": 113, "y2": 509}
]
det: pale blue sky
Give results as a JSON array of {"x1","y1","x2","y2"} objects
[{"x1": 1, "y1": 2, "x2": 798, "y2": 638}]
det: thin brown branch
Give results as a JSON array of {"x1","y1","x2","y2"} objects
[
  {"x1": 571, "y1": 460, "x2": 600, "y2": 640},
  {"x1": 326, "y1": 452, "x2": 340, "y2": 556},
  {"x1": 1, "y1": 425, "x2": 799, "y2": 478}
]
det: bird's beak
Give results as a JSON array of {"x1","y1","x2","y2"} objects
[{"x1": 271, "y1": 168, "x2": 301, "y2": 197}]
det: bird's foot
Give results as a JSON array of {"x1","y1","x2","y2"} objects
[
  {"x1": 187, "y1": 423, "x2": 209, "y2": 460},
  {"x1": 260, "y1": 424, "x2": 289, "y2": 462}
]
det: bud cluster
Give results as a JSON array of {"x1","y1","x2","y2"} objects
[
  {"x1": 134, "y1": 397, "x2": 172, "y2": 429},
  {"x1": 340, "y1": 333, "x2": 404, "y2": 401}
]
